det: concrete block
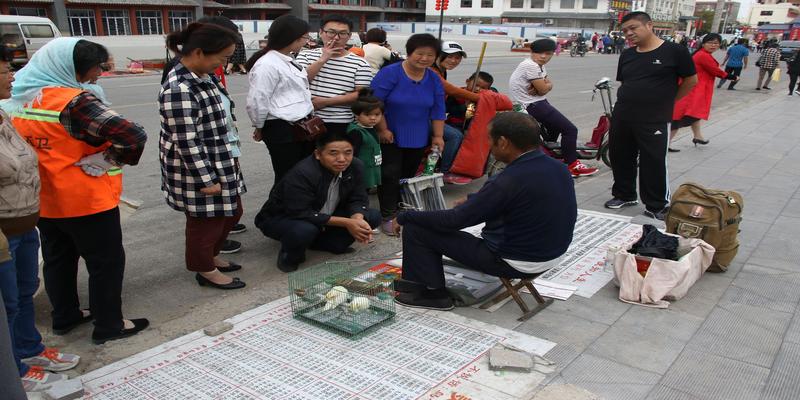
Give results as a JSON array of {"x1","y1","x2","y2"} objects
[
  {"x1": 44, "y1": 379, "x2": 84, "y2": 400},
  {"x1": 660, "y1": 348, "x2": 769, "y2": 400},
  {"x1": 203, "y1": 321, "x2": 233, "y2": 336},
  {"x1": 488, "y1": 345, "x2": 533, "y2": 372},
  {"x1": 761, "y1": 342, "x2": 800, "y2": 400}
]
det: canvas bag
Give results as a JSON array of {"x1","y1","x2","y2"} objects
[
  {"x1": 614, "y1": 236, "x2": 715, "y2": 308},
  {"x1": 665, "y1": 182, "x2": 743, "y2": 272}
]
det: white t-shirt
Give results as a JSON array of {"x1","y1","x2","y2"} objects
[
  {"x1": 295, "y1": 48, "x2": 374, "y2": 123},
  {"x1": 508, "y1": 58, "x2": 547, "y2": 107},
  {"x1": 363, "y1": 43, "x2": 393, "y2": 72}
]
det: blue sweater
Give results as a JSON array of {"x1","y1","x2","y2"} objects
[
  {"x1": 397, "y1": 150, "x2": 577, "y2": 262},
  {"x1": 371, "y1": 63, "x2": 445, "y2": 149}
]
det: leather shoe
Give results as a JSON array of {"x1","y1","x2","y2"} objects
[
  {"x1": 216, "y1": 262, "x2": 242, "y2": 273},
  {"x1": 92, "y1": 318, "x2": 149, "y2": 345},
  {"x1": 277, "y1": 250, "x2": 301, "y2": 273},
  {"x1": 394, "y1": 278, "x2": 426, "y2": 293},
  {"x1": 195, "y1": 273, "x2": 246, "y2": 290},
  {"x1": 52, "y1": 309, "x2": 93, "y2": 335}
]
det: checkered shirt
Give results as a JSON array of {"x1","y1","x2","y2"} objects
[
  {"x1": 760, "y1": 48, "x2": 781, "y2": 70},
  {"x1": 159, "y1": 63, "x2": 245, "y2": 218}
]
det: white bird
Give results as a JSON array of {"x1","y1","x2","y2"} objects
[
  {"x1": 323, "y1": 286, "x2": 348, "y2": 311},
  {"x1": 348, "y1": 297, "x2": 370, "y2": 313}
]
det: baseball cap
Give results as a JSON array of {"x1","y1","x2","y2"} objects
[{"x1": 441, "y1": 41, "x2": 467, "y2": 57}]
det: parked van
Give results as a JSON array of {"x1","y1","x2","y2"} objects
[{"x1": 0, "y1": 16, "x2": 61, "y2": 67}]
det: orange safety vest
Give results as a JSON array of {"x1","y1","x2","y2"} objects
[{"x1": 11, "y1": 87, "x2": 122, "y2": 218}]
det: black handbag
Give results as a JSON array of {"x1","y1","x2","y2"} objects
[{"x1": 291, "y1": 114, "x2": 327, "y2": 142}]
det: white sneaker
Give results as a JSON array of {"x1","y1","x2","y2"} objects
[
  {"x1": 22, "y1": 347, "x2": 80, "y2": 372},
  {"x1": 21, "y1": 366, "x2": 68, "y2": 392}
]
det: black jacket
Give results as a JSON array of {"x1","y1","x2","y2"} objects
[
  {"x1": 788, "y1": 50, "x2": 800, "y2": 75},
  {"x1": 255, "y1": 156, "x2": 368, "y2": 228}
]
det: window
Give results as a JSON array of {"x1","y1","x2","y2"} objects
[
  {"x1": 531, "y1": 0, "x2": 544, "y2": 7},
  {"x1": 481, "y1": 0, "x2": 493, "y2": 7},
  {"x1": 136, "y1": 10, "x2": 163, "y2": 35},
  {"x1": 67, "y1": 9, "x2": 96, "y2": 36},
  {"x1": 560, "y1": 0, "x2": 575, "y2": 8},
  {"x1": 760, "y1": 10, "x2": 773, "y2": 16},
  {"x1": 461, "y1": 0, "x2": 472, "y2": 6},
  {"x1": 103, "y1": 10, "x2": 130, "y2": 36},
  {"x1": 582, "y1": 0, "x2": 598, "y2": 8},
  {"x1": 9, "y1": 7, "x2": 47, "y2": 17},
  {"x1": 20, "y1": 24, "x2": 55, "y2": 38},
  {"x1": 168, "y1": 10, "x2": 193, "y2": 32},
  {"x1": 510, "y1": 0, "x2": 524, "y2": 7}
]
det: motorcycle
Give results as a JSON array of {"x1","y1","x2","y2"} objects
[
  {"x1": 570, "y1": 41, "x2": 588, "y2": 57},
  {"x1": 539, "y1": 77, "x2": 613, "y2": 168}
]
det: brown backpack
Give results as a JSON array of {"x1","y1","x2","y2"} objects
[{"x1": 666, "y1": 183, "x2": 743, "y2": 272}]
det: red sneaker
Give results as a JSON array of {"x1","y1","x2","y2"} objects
[
  {"x1": 443, "y1": 173, "x2": 473, "y2": 185},
  {"x1": 568, "y1": 160, "x2": 599, "y2": 177}
]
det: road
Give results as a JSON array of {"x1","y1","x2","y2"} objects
[{"x1": 38, "y1": 50, "x2": 771, "y2": 373}]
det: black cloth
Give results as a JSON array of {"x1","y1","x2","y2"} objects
[
  {"x1": 720, "y1": 66, "x2": 742, "y2": 89},
  {"x1": 788, "y1": 51, "x2": 800, "y2": 74},
  {"x1": 38, "y1": 208, "x2": 125, "y2": 334},
  {"x1": 615, "y1": 41, "x2": 696, "y2": 123},
  {"x1": 401, "y1": 224, "x2": 531, "y2": 290},
  {"x1": 790, "y1": 73, "x2": 799, "y2": 94},
  {"x1": 671, "y1": 116, "x2": 700, "y2": 129},
  {"x1": 398, "y1": 150, "x2": 576, "y2": 263},
  {"x1": 377, "y1": 144, "x2": 426, "y2": 219},
  {"x1": 629, "y1": 224, "x2": 679, "y2": 260},
  {"x1": 609, "y1": 117, "x2": 671, "y2": 212},
  {"x1": 230, "y1": 40, "x2": 246, "y2": 65},
  {"x1": 262, "y1": 119, "x2": 315, "y2": 186},
  {"x1": 258, "y1": 208, "x2": 380, "y2": 263},
  {"x1": 255, "y1": 155, "x2": 370, "y2": 229}
]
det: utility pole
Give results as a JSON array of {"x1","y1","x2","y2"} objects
[{"x1": 711, "y1": 0, "x2": 725, "y2": 33}]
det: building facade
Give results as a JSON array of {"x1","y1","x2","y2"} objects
[
  {"x1": 0, "y1": 0, "x2": 425, "y2": 35},
  {"x1": 631, "y1": 0, "x2": 696, "y2": 34},
  {"x1": 747, "y1": 0, "x2": 800, "y2": 27},
  {"x1": 694, "y1": 1, "x2": 739, "y2": 33}
]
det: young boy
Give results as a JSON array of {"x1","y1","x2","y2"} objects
[
  {"x1": 445, "y1": 71, "x2": 494, "y2": 130},
  {"x1": 508, "y1": 39, "x2": 598, "y2": 177},
  {"x1": 347, "y1": 89, "x2": 384, "y2": 190}
]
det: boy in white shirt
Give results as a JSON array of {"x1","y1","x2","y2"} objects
[{"x1": 508, "y1": 39, "x2": 598, "y2": 177}]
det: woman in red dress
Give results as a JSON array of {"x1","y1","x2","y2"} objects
[{"x1": 669, "y1": 33, "x2": 738, "y2": 152}]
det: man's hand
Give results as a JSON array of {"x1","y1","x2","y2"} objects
[
  {"x1": 252, "y1": 128, "x2": 262, "y2": 142},
  {"x1": 431, "y1": 136, "x2": 445, "y2": 153},
  {"x1": 527, "y1": 82, "x2": 539, "y2": 96},
  {"x1": 200, "y1": 183, "x2": 222, "y2": 195},
  {"x1": 321, "y1": 40, "x2": 347, "y2": 61},
  {"x1": 346, "y1": 218, "x2": 373, "y2": 244},
  {"x1": 378, "y1": 129, "x2": 394, "y2": 144},
  {"x1": 390, "y1": 218, "x2": 402, "y2": 236},
  {"x1": 311, "y1": 96, "x2": 329, "y2": 110}
]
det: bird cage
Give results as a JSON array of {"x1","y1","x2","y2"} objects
[
  {"x1": 288, "y1": 262, "x2": 396, "y2": 338},
  {"x1": 400, "y1": 173, "x2": 447, "y2": 211}
]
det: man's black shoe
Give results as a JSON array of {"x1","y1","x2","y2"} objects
[
  {"x1": 394, "y1": 289, "x2": 454, "y2": 311},
  {"x1": 393, "y1": 278, "x2": 426, "y2": 293},
  {"x1": 604, "y1": 198, "x2": 639, "y2": 209},
  {"x1": 277, "y1": 251, "x2": 300, "y2": 273},
  {"x1": 643, "y1": 207, "x2": 670, "y2": 221},
  {"x1": 219, "y1": 240, "x2": 241, "y2": 254},
  {"x1": 52, "y1": 309, "x2": 93, "y2": 335},
  {"x1": 92, "y1": 318, "x2": 149, "y2": 345},
  {"x1": 229, "y1": 223, "x2": 247, "y2": 234}
]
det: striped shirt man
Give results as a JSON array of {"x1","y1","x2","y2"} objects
[{"x1": 296, "y1": 48, "x2": 374, "y2": 124}]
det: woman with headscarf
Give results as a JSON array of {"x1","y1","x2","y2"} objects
[
  {"x1": 160, "y1": 23, "x2": 246, "y2": 291},
  {"x1": 1, "y1": 38, "x2": 149, "y2": 345},
  {"x1": 245, "y1": 15, "x2": 314, "y2": 185}
]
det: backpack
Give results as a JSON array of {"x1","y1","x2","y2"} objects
[{"x1": 665, "y1": 183, "x2": 743, "y2": 272}]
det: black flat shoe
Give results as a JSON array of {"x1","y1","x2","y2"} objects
[
  {"x1": 52, "y1": 309, "x2": 93, "y2": 335},
  {"x1": 692, "y1": 138, "x2": 710, "y2": 146},
  {"x1": 195, "y1": 273, "x2": 246, "y2": 290},
  {"x1": 277, "y1": 251, "x2": 300, "y2": 273},
  {"x1": 668, "y1": 147, "x2": 681, "y2": 153},
  {"x1": 216, "y1": 262, "x2": 242, "y2": 273},
  {"x1": 92, "y1": 318, "x2": 149, "y2": 345},
  {"x1": 394, "y1": 278, "x2": 426, "y2": 293}
]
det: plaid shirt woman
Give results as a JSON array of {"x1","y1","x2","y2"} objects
[{"x1": 159, "y1": 62, "x2": 245, "y2": 218}]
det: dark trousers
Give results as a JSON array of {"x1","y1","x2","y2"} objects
[
  {"x1": 263, "y1": 119, "x2": 314, "y2": 185},
  {"x1": 718, "y1": 66, "x2": 742, "y2": 89},
  {"x1": 185, "y1": 196, "x2": 243, "y2": 272},
  {"x1": 401, "y1": 224, "x2": 530, "y2": 289},
  {"x1": 527, "y1": 100, "x2": 579, "y2": 164},
  {"x1": 789, "y1": 73, "x2": 799, "y2": 93},
  {"x1": 377, "y1": 144, "x2": 426, "y2": 219},
  {"x1": 38, "y1": 207, "x2": 125, "y2": 333},
  {"x1": 258, "y1": 208, "x2": 381, "y2": 263},
  {"x1": 609, "y1": 117, "x2": 671, "y2": 212}
]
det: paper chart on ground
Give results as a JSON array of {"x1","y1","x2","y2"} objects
[{"x1": 78, "y1": 297, "x2": 555, "y2": 400}]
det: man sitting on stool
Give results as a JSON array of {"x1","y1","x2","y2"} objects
[
  {"x1": 390, "y1": 112, "x2": 577, "y2": 310},
  {"x1": 255, "y1": 132, "x2": 381, "y2": 272}
]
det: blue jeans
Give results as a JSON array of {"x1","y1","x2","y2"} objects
[
  {"x1": 441, "y1": 124, "x2": 464, "y2": 173},
  {"x1": 0, "y1": 229, "x2": 44, "y2": 376}
]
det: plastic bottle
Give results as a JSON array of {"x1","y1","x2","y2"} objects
[
  {"x1": 605, "y1": 245, "x2": 621, "y2": 273},
  {"x1": 423, "y1": 145, "x2": 440, "y2": 175}
]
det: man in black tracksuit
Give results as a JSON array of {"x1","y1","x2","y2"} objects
[{"x1": 605, "y1": 12, "x2": 697, "y2": 220}]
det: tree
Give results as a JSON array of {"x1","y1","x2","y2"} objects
[{"x1": 698, "y1": 10, "x2": 715, "y2": 35}]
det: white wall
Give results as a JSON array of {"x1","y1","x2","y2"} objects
[
  {"x1": 425, "y1": 0, "x2": 610, "y2": 18},
  {"x1": 747, "y1": 4, "x2": 800, "y2": 26}
]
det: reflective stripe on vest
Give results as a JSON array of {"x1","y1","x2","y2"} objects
[{"x1": 10, "y1": 87, "x2": 123, "y2": 218}]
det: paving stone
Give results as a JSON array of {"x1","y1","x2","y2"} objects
[
  {"x1": 616, "y1": 307, "x2": 704, "y2": 341},
  {"x1": 779, "y1": 198, "x2": 800, "y2": 218},
  {"x1": 645, "y1": 385, "x2": 704, "y2": 400},
  {"x1": 765, "y1": 215, "x2": 800, "y2": 237},
  {"x1": 660, "y1": 348, "x2": 770, "y2": 400},
  {"x1": 750, "y1": 234, "x2": 800, "y2": 264},
  {"x1": 560, "y1": 353, "x2": 660, "y2": 400},
  {"x1": 736, "y1": 220, "x2": 773, "y2": 250},
  {"x1": 687, "y1": 302, "x2": 791, "y2": 368},
  {"x1": 546, "y1": 284, "x2": 631, "y2": 325},
  {"x1": 585, "y1": 322, "x2": 687, "y2": 374},
  {"x1": 720, "y1": 271, "x2": 800, "y2": 314},
  {"x1": 760, "y1": 342, "x2": 800, "y2": 400},
  {"x1": 517, "y1": 309, "x2": 609, "y2": 350},
  {"x1": 756, "y1": 173, "x2": 800, "y2": 192},
  {"x1": 785, "y1": 313, "x2": 800, "y2": 345},
  {"x1": 667, "y1": 274, "x2": 734, "y2": 319}
]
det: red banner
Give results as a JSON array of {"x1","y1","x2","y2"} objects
[{"x1": 791, "y1": 28, "x2": 800, "y2": 40}]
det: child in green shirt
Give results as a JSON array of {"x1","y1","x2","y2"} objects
[{"x1": 347, "y1": 89, "x2": 384, "y2": 189}]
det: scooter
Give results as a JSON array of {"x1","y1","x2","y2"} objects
[
  {"x1": 539, "y1": 77, "x2": 613, "y2": 168},
  {"x1": 570, "y1": 41, "x2": 588, "y2": 57}
]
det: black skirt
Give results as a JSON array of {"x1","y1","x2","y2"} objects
[{"x1": 671, "y1": 116, "x2": 700, "y2": 129}]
